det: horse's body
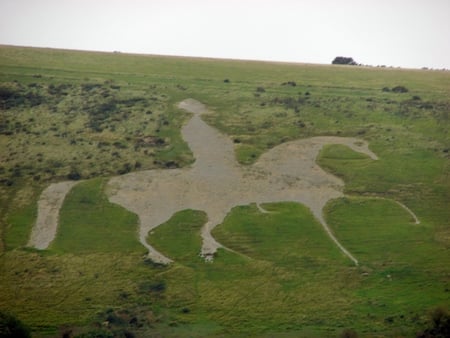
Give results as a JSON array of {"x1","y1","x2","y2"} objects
[
  {"x1": 108, "y1": 99, "x2": 379, "y2": 265},
  {"x1": 29, "y1": 99, "x2": 419, "y2": 265}
]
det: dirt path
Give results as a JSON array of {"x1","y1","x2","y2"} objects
[
  {"x1": 371, "y1": 198, "x2": 420, "y2": 225},
  {"x1": 28, "y1": 181, "x2": 80, "y2": 249},
  {"x1": 395, "y1": 200, "x2": 420, "y2": 224},
  {"x1": 108, "y1": 99, "x2": 381, "y2": 265}
]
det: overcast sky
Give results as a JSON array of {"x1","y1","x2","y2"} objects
[{"x1": 1, "y1": 0, "x2": 449, "y2": 69}]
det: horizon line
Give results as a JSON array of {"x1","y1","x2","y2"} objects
[{"x1": 1, "y1": 43, "x2": 448, "y2": 72}]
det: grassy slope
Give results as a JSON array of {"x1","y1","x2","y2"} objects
[
  {"x1": 0, "y1": 45, "x2": 449, "y2": 336},
  {"x1": 325, "y1": 197, "x2": 449, "y2": 330},
  {"x1": 148, "y1": 206, "x2": 358, "y2": 336},
  {"x1": 52, "y1": 178, "x2": 144, "y2": 254}
]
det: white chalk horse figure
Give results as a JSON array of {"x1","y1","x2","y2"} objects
[
  {"x1": 108, "y1": 99, "x2": 416, "y2": 266},
  {"x1": 30, "y1": 99, "x2": 420, "y2": 265}
]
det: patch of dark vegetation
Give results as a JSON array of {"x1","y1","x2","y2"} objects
[
  {"x1": 135, "y1": 136, "x2": 166, "y2": 147},
  {"x1": 154, "y1": 161, "x2": 179, "y2": 169},
  {"x1": 0, "y1": 86, "x2": 21, "y2": 105},
  {"x1": 271, "y1": 96, "x2": 305, "y2": 112},
  {"x1": 394, "y1": 98, "x2": 448, "y2": 119},
  {"x1": 281, "y1": 81, "x2": 297, "y2": 86},
  {"x1": 0, "y1": 83, "x2": 45, "y2": 109},
  {"x1": 118, "y1": 97, "x2": 147, "y2": 107},
  {"x1": 139, "y1": 280, "x2": 166, "y2": 295},
  {"x1": 86, "y1": 100, "x2": 118, "y2": 132},
  {"x1": 142, "y1": 257, "x2": 167, "y2": 268},
  {"x1": 67, "y1": 168, "x2": 82, "y2": 181},
  {"x1": 81, "y1": 83, "x2": 102, "y2": 92},
  {"x1": 117, "y1": 163, "x2": 133, "y2": 175},
  {"x1": 383, "y1": 86, "x2": 409, "y2": 93},
  {"x1": 113, "y1": 141, "x2": 128, "y2": 149},
  {"x1": 0, "y1": 178, "x2": 14, "y2": 186},
  {"x1": 48, "y1": 83, "x2": 72, "y2": 96},
  {"x1": 416, "y1": 307, "x2": 450, "y2": 338},
  {"x1": 392, "y1": 86, "x2": 409, "y2": 93},
  {"x1": 73, "y1": 83, "x2": 150, "y2": 132},
  {"x1": 340, "y1": 328, "x2": 358, "y2": 338},
  {"x1": 0, "y1": 311, "x2": 31, "y2": 338},
  {"x1": 274, "y1": 111, "x2": 287, "y2": 118},
  {"x1": 294, "y1": 120, "x2": 306, "y2": 128},
  {"x1": 66, "y1": 305, "x2": 168, "y2": 338}
]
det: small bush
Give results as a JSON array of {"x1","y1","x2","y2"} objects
[
  {"x1": 67, "y1": 168, "x2": 82, "y2": 180},
  {"x1": 281, "y1": 81, "x2": 297, "y2": 86},
  {"x1": 392, "y1": 85, "x2": 409, "y2": 93},
  {"x1": 105, "y1": 312, "x2": 125, "y2": 325}
]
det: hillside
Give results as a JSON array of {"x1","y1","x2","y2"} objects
[{"x1": 0, "y1": 45, "x2": 449, "y2": 337}]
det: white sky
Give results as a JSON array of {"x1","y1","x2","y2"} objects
[{"x1": 1, "y1": 0, "x2": 450, "y2": 69}]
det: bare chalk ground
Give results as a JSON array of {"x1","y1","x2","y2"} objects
[{"x1": 28, "y1": 181, "x2": 80, "y2": 249}]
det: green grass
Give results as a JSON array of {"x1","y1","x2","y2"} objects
[
  {"x1": 52, "y1": 178, "x2": 144, "y2": 254},
  {"x1": 5, "y1": 196, "x2": 37, "y2": 250},
  {"x1": 0, "y1": 249, "x2": 175, "y2": 336},
  {"x1": 325, "y1": 197, "x2": 449, "y2": 333},
  {"x1": 3, "y1": 182, "x2": 41, "y2": 250},
  {"x1": 147, "y1": 209, "x2": 207, "y2": 264},
  {"x1": 317, "y1": 141, "x2": 450, "y2": 243},
  {"x1": 213, "y1": 202, "x2": 348, "y2": 266},
  {"x1": 325, "y1": 197, "x2": 447, "y2": 266},
  {"x1": 1, "y1": 45, "x2": 449, "y2": 337},
  {"x1": 146, "y1": 203, "x2": 363, "y2": 336}
]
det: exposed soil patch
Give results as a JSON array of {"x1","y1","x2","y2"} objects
[{"x1": 28, "y1": 181, "x2": 80, "y2": 249}]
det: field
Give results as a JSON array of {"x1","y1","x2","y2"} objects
[{"x1": 0, "y1": 45, "x2": 449, "y2": 337}]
